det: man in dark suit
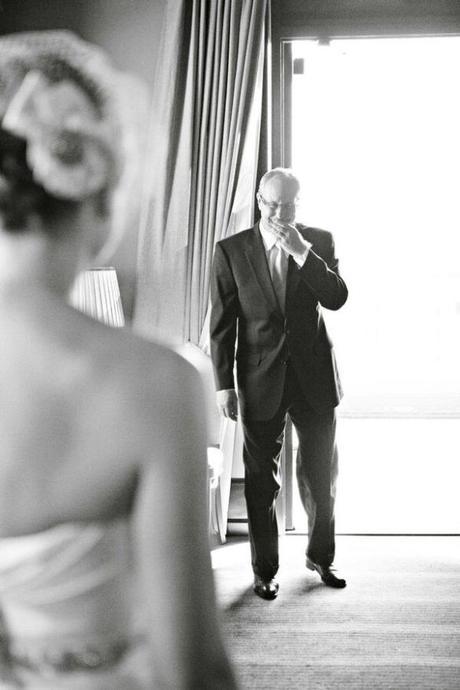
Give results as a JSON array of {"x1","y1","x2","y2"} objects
[{"x1": 210, "y1": 168, "x2": 348, "y2": 600}]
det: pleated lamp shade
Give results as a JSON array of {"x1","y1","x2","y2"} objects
[{"x1": 70, "y1": 267, "x2": 125, "y2": 327}]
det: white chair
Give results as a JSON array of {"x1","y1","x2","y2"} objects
[{"x1": 177, "y1": 343, "x2": 226, "y2": 543}]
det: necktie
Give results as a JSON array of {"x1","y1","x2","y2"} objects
[{"x1": 268, "y1": 242, "x2": 288, "y2": 312}]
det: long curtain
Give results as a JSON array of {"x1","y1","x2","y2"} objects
[{"x1": 134, "y1": 0, "x2": 267, "y2": 345}]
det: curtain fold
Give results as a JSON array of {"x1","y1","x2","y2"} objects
[
  {"x1": 133, "y1": 0, "x2": 195, "y2": 341},
  {"x1": 134, "y1": 0, "x2": 268, "y2": 345},
  {"x1": 134, "y1": 0, "x2": 270, "y2": 542},
  {"x1": 188, "y1": 0, "x2": 267, "y2": 345}
]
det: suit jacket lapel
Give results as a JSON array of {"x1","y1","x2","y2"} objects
[
  {"x1": 285, "y1": 224, "x2": 314, "y2": 307},
  {"x1": 245, "y1": 223, "x2": 282, "y2": 317}
]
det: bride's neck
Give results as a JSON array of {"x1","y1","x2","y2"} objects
[{"x1": 0, "y1": 228, "x2": 86, "y2": 298}]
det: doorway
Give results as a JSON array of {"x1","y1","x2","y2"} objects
[{"x1": 286, "y1": 37, "x2": 460, "y2": 534}]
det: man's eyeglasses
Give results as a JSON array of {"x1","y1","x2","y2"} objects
[{"x1": 257, "y1": 194, "x2": 299, "y2": 212}]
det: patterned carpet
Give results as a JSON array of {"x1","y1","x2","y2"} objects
[{"x1": 212, "y1": 535, "x2": 460, "y2": 689}]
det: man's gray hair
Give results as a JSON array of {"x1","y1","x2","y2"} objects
[{"x1": 258, "y1": 167, "x2": 300, "y2": 195}]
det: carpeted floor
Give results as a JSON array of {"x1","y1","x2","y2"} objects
[{"x1": 212, "y1": 535, "x2": 460, "y2": 689}]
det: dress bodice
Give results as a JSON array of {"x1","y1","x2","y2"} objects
[{"x1": 0, "y1": 521, "x2": 150, "y2": 688}]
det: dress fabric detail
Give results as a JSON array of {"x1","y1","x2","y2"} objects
[{"x1": 0, "y1": 521, "x2": 150, "y2": 689}]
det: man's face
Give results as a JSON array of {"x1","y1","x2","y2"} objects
[{"x1": 257, "y1": 176, "x2": 299, "y2": 226}]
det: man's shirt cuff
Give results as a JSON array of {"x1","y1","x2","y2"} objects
[
  {"x1": 291, "y1": 240, "x2": 312, "y2": 267},
  {"x1": 216, "y1": 388, "x2": 236, "y2": 402}
]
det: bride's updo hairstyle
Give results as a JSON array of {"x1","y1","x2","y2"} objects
[{"x1": 0, "y1": 31, "x2": 141, "y2": 240}]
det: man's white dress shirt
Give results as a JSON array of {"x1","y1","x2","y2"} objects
[{"x1": 259, "y1": 220, "x2": 311, "y2": 313}]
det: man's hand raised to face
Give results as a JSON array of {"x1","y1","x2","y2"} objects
[{"x1": 268, "y1": 218, "x2": 311, "y2": 262}]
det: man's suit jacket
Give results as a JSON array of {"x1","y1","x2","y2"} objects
[{"x1": 210, "y1": 222, "x2": 348, "y2": 420}]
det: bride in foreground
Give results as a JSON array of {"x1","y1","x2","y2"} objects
[{"x1": 0, "y1": 31, "x2": 237, "y2": 689}]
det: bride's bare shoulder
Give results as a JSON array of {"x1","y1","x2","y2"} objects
[
  {"x1": 104, "y1": 332, "x2": 206, "y2": 463},
  {"x1": 97, "y1": 328, "x2": 202, "y2": 411}
]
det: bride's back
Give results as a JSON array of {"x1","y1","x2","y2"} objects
[
  {"x1": 0, "y1": 288, "x2": 201, "y2": 689},
  {"x1": 0, "y1": 31, "x2": 237, "y2": 689},
  {"x1": 0, "y1": 286, "x2": 186, "y2": 536}
]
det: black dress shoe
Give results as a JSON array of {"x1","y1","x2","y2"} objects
[
  {"x1": 306, "y1": 559, "x2": 347, "y2": 588},
  {"x1": 253, "y1": 575, "x2": 279, "y2": 600}
]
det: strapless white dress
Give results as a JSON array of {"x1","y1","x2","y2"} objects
[{"x1": 0, "y1": 521, "x2": 151, "y2": 688}]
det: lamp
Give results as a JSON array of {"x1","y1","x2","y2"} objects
[{"x1": 70, "y1": 267, "x2": 125, "y2": 327}]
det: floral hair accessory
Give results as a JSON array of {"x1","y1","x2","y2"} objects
[{"x1": 2, "y1": 69, "x2": 117, "y2": 200}]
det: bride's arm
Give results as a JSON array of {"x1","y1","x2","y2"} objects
[{"x1": 133, "y1": 356, "x2": 238, "y2": 690}]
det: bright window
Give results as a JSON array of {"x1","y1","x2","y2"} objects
[
  {"x1": 290, "y1": 37, "x2": 460, "y2": 533},
  {"x1": 292, "y1": 37, "x2": 460, "y2": 418}
]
